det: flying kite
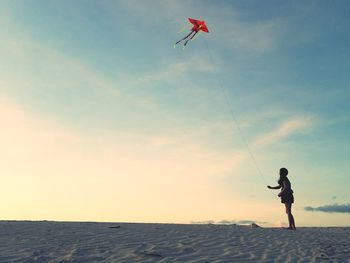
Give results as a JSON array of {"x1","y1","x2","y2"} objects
[{"x1": 175, "y1": 18, "x2": 209, "y2": 47}]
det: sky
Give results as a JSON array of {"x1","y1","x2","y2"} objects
[{"x1": 1, "y1": 0, "x2": 350, "y2": 227}]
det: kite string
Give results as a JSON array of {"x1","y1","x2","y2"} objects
[{"x1": 203, "y1": 40, "x2": 268, "y2": 185}]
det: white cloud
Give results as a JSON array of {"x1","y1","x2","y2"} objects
[
  {"x1": 0, "y1": 94, "x2": 245, "y2": 191},
  {"x1": 254, "y1": 116, "x2": 315, "y2": 147},
  {"x1": 128, "y1": 55, "x2": 215, "y2": 87},
  {"x1": 0, "y1": 94, "x2": 252, "y2": 221}
]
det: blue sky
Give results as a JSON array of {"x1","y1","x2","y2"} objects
[{"x1": 1, "y1": 0, "x2": 350, "y2": 226}]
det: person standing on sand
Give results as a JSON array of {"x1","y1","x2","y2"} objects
[{"x1": 267, "y1": 168, "x2": 296, "y2": 230}]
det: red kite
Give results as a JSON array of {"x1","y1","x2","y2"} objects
[
  {"x1": 175, "y1": 18, "x2": 209, "y2": 47},
  {"x1": 188, "y1": 18, "x2": 209, "y2": 33}
]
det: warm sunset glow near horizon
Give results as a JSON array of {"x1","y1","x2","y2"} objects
[{"x1": 1, "y1": 0, "x2": 350, "y2": 227}]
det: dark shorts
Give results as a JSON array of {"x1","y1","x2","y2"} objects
[{"x1": 281, "y1": 193, "x2": 294, "y2": 204}]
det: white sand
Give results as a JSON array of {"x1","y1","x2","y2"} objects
[{"x1": 0, "y1": 221, "x2": 349, "y2": 262}]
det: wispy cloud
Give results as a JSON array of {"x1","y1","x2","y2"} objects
[
  {"x1": 0, "y1": 94, "x2": 251, "y2": 220},
  {"x1": 0, "y1": 95, "x2": 244, "y2": 176},
  {"x1": 192, "y1": 219, "x2": 268, "y2": 225},
  {"x1": 304, "y1": 204, "x2": 350, "y2": 213},
  {"x1": 129, "y1": 56, "x2": 215, "y2": 86},
  {"x1": 191, "y1": 220, "x2": 215, "y2": 224},
  {"x1": 211, "y1": 18, "x2": 286, "y2": 55},
  {"x1": 254, "y1": 116, "x2": 315, "y2": 147},
  {"x1": 0, "y1": 34, "x2": 120, "y2": 95}
]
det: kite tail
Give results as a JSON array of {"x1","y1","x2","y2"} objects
[{"x1": 191, "y1": 31, "x2": 202, "y2": 41}]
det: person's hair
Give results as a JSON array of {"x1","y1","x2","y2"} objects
[
  {"x1": 278, "y1": 167, "x2": 288, "y2": 185},
  {"x1": 280, "y1": 168, "x2": 288, "y2": 176}
]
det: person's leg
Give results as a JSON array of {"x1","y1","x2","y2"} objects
[
  {"x1": 176, "y1": 31, "x2": 194, "y2": 45},
  {"x1": 290, "y1": 204, "x2": 296, "y2": 229},
  {"x1": 285, "y1": 203, "x2": 295, "y2": 230}
]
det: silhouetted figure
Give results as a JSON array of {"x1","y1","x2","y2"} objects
[{"x1": 268, "y1": 168, "x2": 296, "y2": 230}]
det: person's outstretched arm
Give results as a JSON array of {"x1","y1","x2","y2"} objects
[{"x1": 267, "y1": 185, "x2": 281, "y2": 190}]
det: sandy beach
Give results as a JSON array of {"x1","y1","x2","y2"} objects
[{"x1": 0, "y1": 221, "x2": 349, "y2": 262}]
